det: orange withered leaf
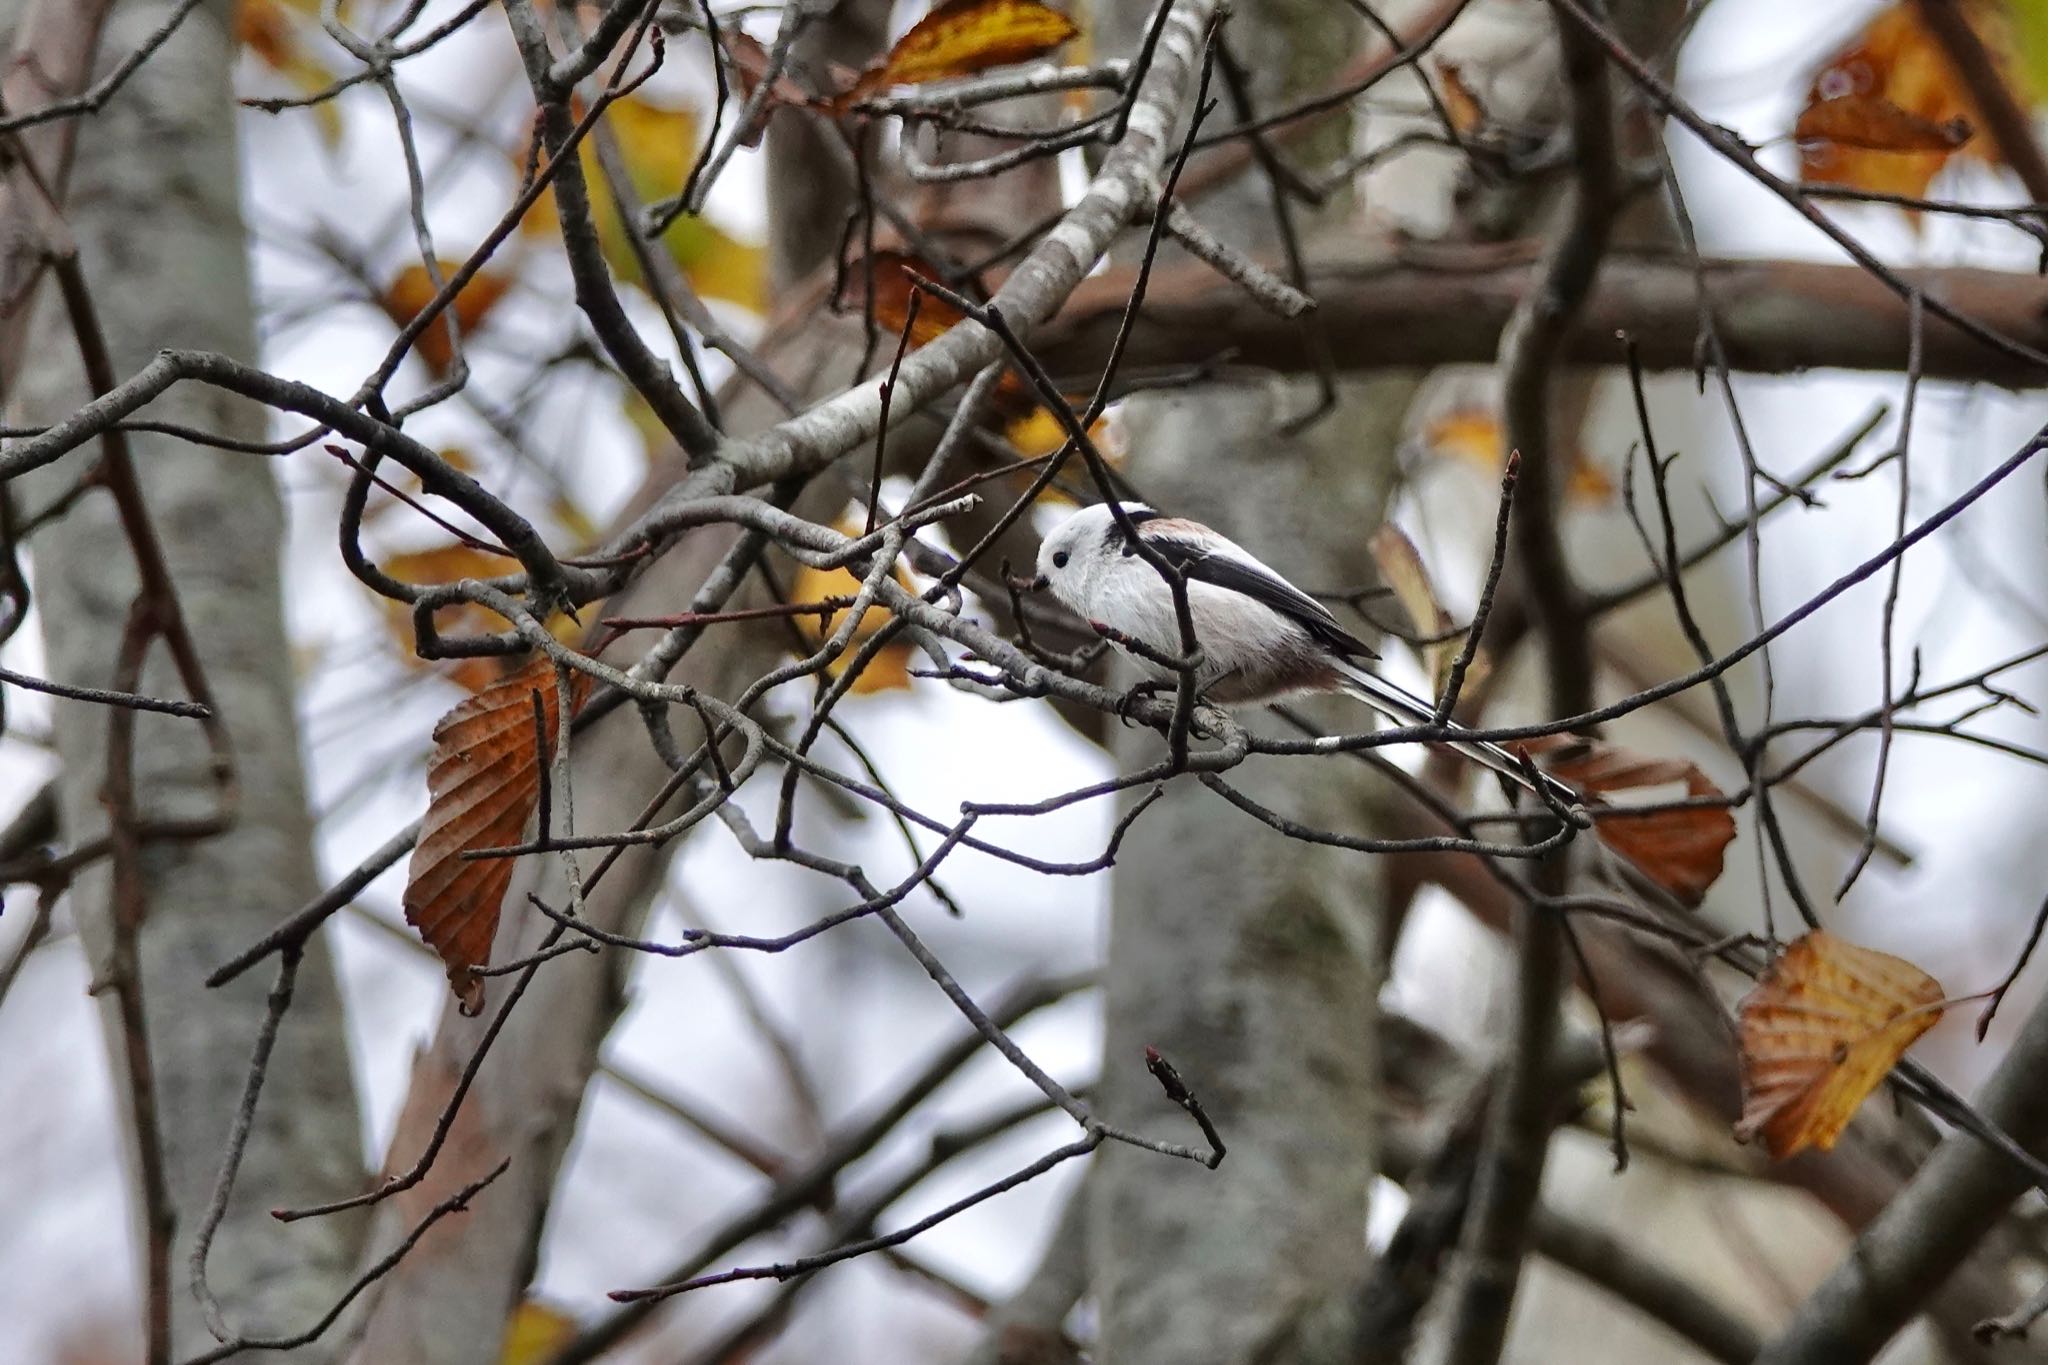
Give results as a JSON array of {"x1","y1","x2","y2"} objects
[
  {"x1": 403, "y1": 655, "x2": 593, "y2": 1013},
  {"x1": 842, "y1": 249, "x2": 976, "y2": 351},
  {"x1": 1735, "y1": 930, "x2": 1944, "y2": 1159},
  {"x1": 1515, "y1": 737, "x2": 1736, "y2": 906},
  {"x1": 1434, "y1": 60, "x2": 1486, "y2": 137},
  {"x1": 1796, "y1": 1, "x2": 2013, "y2": 201},
  {"x1": 840, "y1": 0, "x2": 1079, "y2": 107},
  {"x1": 378, "y1": 261, "x2": 513, "y2": 376}
]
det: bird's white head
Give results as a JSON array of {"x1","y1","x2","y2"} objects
[{"x1": 1033, "y1": 502, "x2": 1152, "y2": 609}]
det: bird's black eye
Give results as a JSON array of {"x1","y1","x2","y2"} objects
[{"x1": 1051, "y1": 550, "x2": 1070, "y2": 569}]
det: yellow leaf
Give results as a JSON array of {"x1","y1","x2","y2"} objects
[
  {"x1": 234, "y1": 0, "x2": 344, "y2": 145},
  {"x1": 1420, "y1": 408, "x2": 1611, "y2": 504},
  {"x1": 502, "y1": 1301, "x2": 577, "y2": 1364},
  {"x1": 2015, "y1": 2, "x2": 2048, "y2": 103},
  {"x1": 520, "y1": 94, "x2": 765, "y2": 311},
  {"x1": 842, "y1": 0, "x2": 1079, "y2": 105},
  {"x1": 787, "y1": 526, "x2": 917, "y2": 693},
  {"x1": 1735, "y1": 931, "x2": 1944, "y2": 1159}
]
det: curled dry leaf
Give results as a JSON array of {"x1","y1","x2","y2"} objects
[
  {"x1": 839, "y1": 0, "x2": 1080, "y2": 107},
  {"x1": 403, "y1": 655, "x2": 593, "y2": 1013},
  {"x1": 1514, "y1": 736, "x2": 1736, "y2": 906},
  {"x1": 1735, "y1": 930, "x2": 1944, "y2": 1159}
]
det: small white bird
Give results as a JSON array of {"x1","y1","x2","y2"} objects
[{"x1": 1033, "y1": 502, "x2": 1574, "y2": 804}]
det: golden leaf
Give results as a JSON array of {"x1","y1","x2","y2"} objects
[
  {"x1": 404, "y1": 656, "x2": 594, "y2": 1012},
  {"x1": 788, "y1": 525, "x2": 918, "y2": 694},
  {"x1": 1735, "y1": 931, "x2": 1944, "y2": 1158},
  {"x1": 841, "y1": 0, "x2": 1079, "y2": 106},
  {"x1": 501, "y1": 1300, "x2": 577, "y2": 1364},
  {"x1": 233, "y1": 0, "x2": 344, "y2": 145}
]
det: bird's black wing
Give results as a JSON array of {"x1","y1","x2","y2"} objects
[{"x1": 1135, "y1": 525, "x2": 1378, "y2": 660}]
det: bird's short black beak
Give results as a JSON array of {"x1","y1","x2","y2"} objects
[{"x1": 1030, "y1": 574, "x2": 1050, "y2": 592}]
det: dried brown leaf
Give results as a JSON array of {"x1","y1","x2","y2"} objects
[
  {"x1": 1735, "y1": 930, "x2": 1944, "y2": 1158},
  {"x1": 1515, "y1": 736, "x2": 1736, "y2": 905},
  {"x1": 403, "y1": 655, "x2": 592, "y2": 1011}
]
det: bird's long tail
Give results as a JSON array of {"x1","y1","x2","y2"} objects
[{"x1": 1334, "y1": 663, "x2": 1580, "y2": 811}]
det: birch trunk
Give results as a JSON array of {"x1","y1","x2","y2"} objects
[{"x1": 5, "y1": 0, "x2": 366, "y2": 1354}]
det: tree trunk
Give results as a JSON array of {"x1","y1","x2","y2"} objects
[
  {"x1": 1082, "y1": 0, "x2": 1418, "y2": 1358},
  {"x1": 347, "y1": 6, "x2": 897, "y2": 1358},
  {"x1": 6, "y1": 0, "x2": 366, "y2": 1354}
]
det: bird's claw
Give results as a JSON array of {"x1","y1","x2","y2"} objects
[{"x1": 1116, "y1": 680, "x2": 1169, "y2": 727}]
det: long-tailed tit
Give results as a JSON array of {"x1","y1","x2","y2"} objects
[{"x1": 1033, "y1": 502, "x2": 1574, "y2": 804}]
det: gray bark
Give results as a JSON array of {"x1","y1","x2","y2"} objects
[
  {"x1": 347, "y1": 4, "x2": 895, "y2": 1356},
  {"x1": 1081, "y1": 0, "x2": 1418, "y2": 1358},
  {"x1": 5, "y1": 0, "x2": 366, "y2": 1354}
]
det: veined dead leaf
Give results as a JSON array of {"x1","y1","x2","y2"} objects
[
  {"x1": 1421, "y1": 407, "x2": 1613, "y2": 505},
  {"x1": 404, "y1": 655, "x2": 594, "y2": 1012},
  {"x1": 1368, "y1": 525, "x2": 1461, "y2": 697},
  {"x1": 378, "y1": 262, "x2": 513, "y2": 377},
  {"x1": 788, "y1": 525, "x2": 918, "y2": 693},
  {"x1": 840, "y1": 0, "x2": 1079, "y2": 107},
  {"x1": 1513, "y1": 736, "x2": 1736, "y2": 906},
  {"x1": 1735, "y1": 930, "x2": 1944, "y2": 1158},
  {"x1": 1797, "y1": 1, "x2": 2013, "y2": 202}
]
